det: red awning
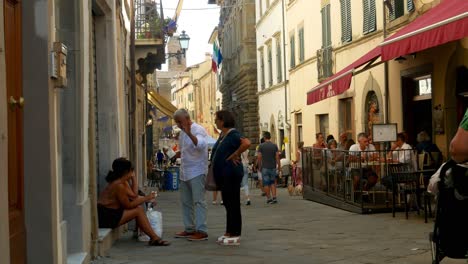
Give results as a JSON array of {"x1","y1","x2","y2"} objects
[
  {"x1": 306, "y1": 47, "x2": 381, "y2": 105},
  {"x1": 380, "y1": 0, "x2": 468, "y2": 61}
]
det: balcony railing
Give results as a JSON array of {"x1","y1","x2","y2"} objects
[
  {"x1": 317, "y1": 46, "x2": 333, "y2": 82},
  {"x1": 135, "y1": 0, "x2": 165, "y2": 40}
]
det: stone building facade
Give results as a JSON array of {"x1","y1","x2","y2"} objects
[{"x1": 215, "y1": 0, "x2": 260, "y2": 146}]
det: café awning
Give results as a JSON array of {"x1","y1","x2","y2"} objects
[
  {"x1": 147, "y1": 91, "x2": 177, "y2": 118},
  {"x1": 307, "y1": 0, "x2": 468, "y2": 105},
  {"x1": 380, "y1": 0, "x2": 468, "y2": 61}
]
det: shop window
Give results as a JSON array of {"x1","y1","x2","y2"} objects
[
  {"x1": 339, "y1": 98, "x2": 354, "y2": 139},
  {"x1": 317, "y1": 114, "x2": 329, "y2": 136}
]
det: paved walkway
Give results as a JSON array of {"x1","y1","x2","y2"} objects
[{"x1": 92, "y1": 188, "x2": 465, "y2": 264}]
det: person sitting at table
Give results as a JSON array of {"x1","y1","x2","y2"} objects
[
  {"x1": 415, "y1": 130, "x2": 442, "y2": 168},
  {"x1": 348, "y1": 133, "x2": 378, "y2": 192},
  {"x1": 388, "y1": 133, "x2": 413, "y2": 164}
]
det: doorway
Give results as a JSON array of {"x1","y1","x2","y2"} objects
[
  {"x1": 5, "y1": 0, "x2": 26, "y2": 263},
  {"x1": 402, "y1": 75, "x2": 433, "y2": 145}
]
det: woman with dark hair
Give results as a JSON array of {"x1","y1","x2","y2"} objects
[
  {"x1": 211, "y1": 110, "x2": 251, "y2": 246},
  {"x1": 97, "y1": 157, "x2": 170, "y2": 246}
]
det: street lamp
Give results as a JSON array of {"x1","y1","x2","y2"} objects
[{"x1": 166, "y1": 30, "x2": 190, "y2": 58}]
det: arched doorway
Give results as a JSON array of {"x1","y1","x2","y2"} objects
[{"x1": 364, "y1": 91, "x2": 381, "y2": 140}]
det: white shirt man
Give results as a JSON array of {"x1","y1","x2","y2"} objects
[
  {"x1": 173, "y1": 109, "x2": 209, "y2": 241},
  {"x1": 391, "y1": 133, "x2": 413, "y2": 164}
]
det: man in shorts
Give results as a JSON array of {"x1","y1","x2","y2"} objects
[{"x1": 257, "y1": 132, "x2": 281, "y2": 204}]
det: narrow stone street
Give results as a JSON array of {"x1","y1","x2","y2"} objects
[{"x1": 92, "y1": 188, "x2": 465, "y2": 264}]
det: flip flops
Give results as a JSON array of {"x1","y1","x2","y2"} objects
[{"x1": 148, "y1": 239, "x2": 171, "y2": 246}]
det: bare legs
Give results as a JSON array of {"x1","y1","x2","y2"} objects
[{"x1": 119, "y1": 206, "x2": 160, "y2": 241}]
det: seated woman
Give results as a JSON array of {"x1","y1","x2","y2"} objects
[{"x1": 97, "y1": 157, "x2": 170, "y2": 246}]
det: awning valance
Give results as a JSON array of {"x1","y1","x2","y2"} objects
[
  {"x1": 380, "y1": 0, "x2": 468, "y2": 61},
  {"x1": 147, "y1": 91, "x2": 177, "y2": 118}
]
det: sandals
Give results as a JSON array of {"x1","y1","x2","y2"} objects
[
  {"x1": 218, "y1": 236, "x2": 240, "y2": 246},
  {"x1": 148, "y1": 239, "x2": 171, "y2": 246}
]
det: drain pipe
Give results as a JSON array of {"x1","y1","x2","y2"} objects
[{"x1": 281, "y1": 0, "x2": 291, "y2": 160}]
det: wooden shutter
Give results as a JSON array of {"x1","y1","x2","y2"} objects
[
  {"x1": 325, "y1": 5, "x2": 331, "y2": 46},
  {"x1": 290, "y1": 34, "x2": 295, "y2": 67},
  {"x1": 299, "y1": 28, "x2": 304, "y2": 62},
  {"x1": 363, "y1": 0, "x2": 369, "y2": 33},
  {"x1": 276, "y1": 39, "x2": 282, "y2": 82},
  {"x1": 368, "y1": 0, "x2": 376, "y2": 32},
  {"x1": 363, "y1": 0, "x2": 376, "y2": 34},
  {"x1": 340, "y1": 0, "x2": 352, "y2": 42},
  {"x1": 268, "y1": 44, "x2": 273, "y2": 86},
  {"x1": 407, "y1": 0, "x2": 414, "y2": 12}
]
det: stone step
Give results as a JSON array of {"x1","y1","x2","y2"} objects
[
  {"x1": 98, "y1": 226, "x2": 126, "y2": 257},
  {"x1": 67, "y1": 252, "x2": 88, "y2": 264}
]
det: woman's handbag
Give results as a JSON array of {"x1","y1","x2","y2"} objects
[{"x1": 205, "y1": 163, "x2": 218, "y2": 191}]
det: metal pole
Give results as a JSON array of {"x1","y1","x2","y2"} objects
[
  {"x1": 383, "y1": 1, "x2": 389, "y2": 124},
  {"x1": 130, "y1": 0, "x2": 136, "y2": 166},
  {"x1": 281, "y1": 0, "x2": 291, "y2": 160}
]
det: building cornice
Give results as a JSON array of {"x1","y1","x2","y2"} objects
[
  {"x1": 289, "y1": 56, "x2": 316, "y2": 74},
  {"x1": 257, "y1": 81, "x2": 287, "y2": 96}
]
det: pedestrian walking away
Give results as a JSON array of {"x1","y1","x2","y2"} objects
[
  {"x1": 241, "y1": 149, "x2": 251, "y2": 205},
  {"x1": 211, "y1": 110, "x2": 251, "y2": 246},
  {"x1": 173, "y1": 109, "x2": 209, "y2": 241},
  {"x1": 257, "y1": 132, "x2": 281, "y2": 204}
]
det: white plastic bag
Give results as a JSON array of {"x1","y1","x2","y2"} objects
[{"x1": 139, "y1": 208, "x2": 163, "y2": 241}]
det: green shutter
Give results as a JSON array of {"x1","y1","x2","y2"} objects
[
  {"x1": 341, "y1": 0, "x2": 352, "y2": 42},
  {"x1": 326, "y1": 5, "x2": 331, "y2": 46},
  {"x1": 363, "y1": 0, "x2": 376, "y2": 34},
  {"x1": 363, "y1": 0, "x2": 369, "y2": 34},
  {"x1": 390, "y1": 0, "x2": 405, "y2": 20},
  {"x1": 407, "y1": 0, "x2": 414, "y2": 12},
  {"x1": 369, "y1": 0, "x2": 376, "y2": 32},
  {"x1": 299, "y1": 28, "x2": 304, "y2": 62},
  {"x1": 276, "y1": 40, "x2": 282, "y2": 82},
  {"x1": 290, "y1": 35, "x2": 295, "y2": 68},
  {"x1": 340, "y1": 0, "x2": 346, "y2": 42}
]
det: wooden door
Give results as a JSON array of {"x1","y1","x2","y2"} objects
[{"x1": 5, "y1": 0, "x2": 26, "y2": 263}]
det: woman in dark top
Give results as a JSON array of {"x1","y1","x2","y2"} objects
[
  {"x1": 97, "y1": 157, "x2": 170, "y2": 246},
  {"x1": 211, "y1": 110, "x2": 251, "y2": 246}
]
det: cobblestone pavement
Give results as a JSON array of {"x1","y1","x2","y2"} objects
[{"x1": 92, "y1": 188, "x2": 466, "y2": 264}]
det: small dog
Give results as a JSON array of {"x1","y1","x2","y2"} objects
[{"x1": 288, "y1": 184, "x2": 303, "y2": 196}]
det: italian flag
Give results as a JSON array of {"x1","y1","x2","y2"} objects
[{"x1": 212, "y1": 41, "x2": 223, "y2": 72}]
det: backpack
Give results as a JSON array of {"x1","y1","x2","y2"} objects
[{"x1": 434, "y1": 159, "x2": 468, "y2": 259}]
